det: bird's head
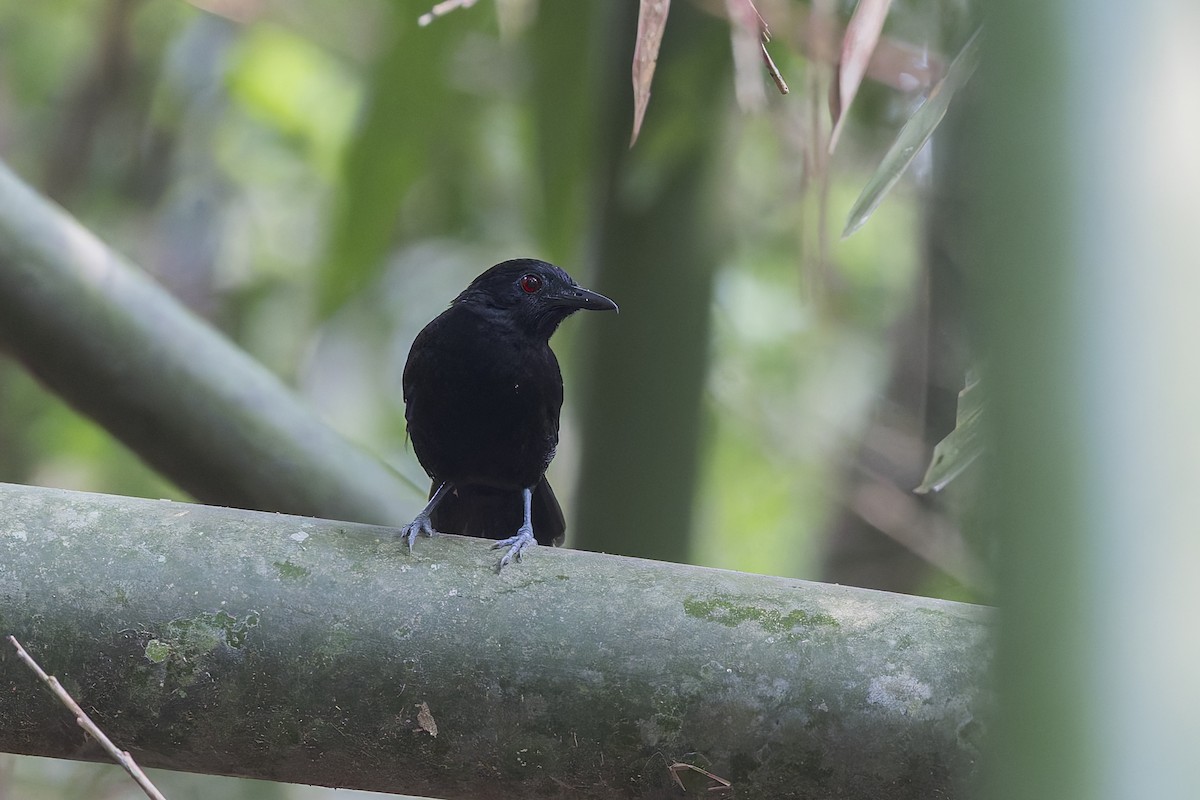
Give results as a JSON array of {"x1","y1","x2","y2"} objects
[{"x1": 454, "y1": 259, "x2": 618, "y2": 339}]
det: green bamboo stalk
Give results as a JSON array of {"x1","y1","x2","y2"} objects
[
  {"x1": 0, "y1": 158, "x2": 418, "y2": 524},
  {"x1": 573, "y1": 3, "x2": 726, "y2": 562},
  {"x1": 968, "y1": 3, "x2": 1092, "y2": 795},
  {"x1": 0, "y1": 482, "x2": 991, "y2": 799},
  {"x1": 975, "y1": 1, "x2": 1200, "y2": 798}
]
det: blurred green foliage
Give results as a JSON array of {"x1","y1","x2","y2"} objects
[{"x1": 0, "y1": 0, "x2": 974, "y2": 795}]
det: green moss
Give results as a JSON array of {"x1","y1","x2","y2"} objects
[
  {"x1": 155, "y1": 609, "x2": 261, "y2": 657},
  {"x1": 683, "y1": 595, "x2": 838, "y2": 634},
  {"x1": 143, "y1": 638, "x2": 170, "y2": 663},
  {"x1": 124, "y1": 613, "x2": 246, "y2": 705},
  {"x1": 273, "y1": 560, "x2": 311, "y2": 579},
  {"x1": 221, "y1": 610, "x2": 259, "y2": 647}
]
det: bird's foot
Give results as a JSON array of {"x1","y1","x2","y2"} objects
[
  {"x1": 399, "y1": 513, "x2": 439, "y2": 552},
  {"x1": 492, "y1": 525, "x2": 537, "y2": 569}
]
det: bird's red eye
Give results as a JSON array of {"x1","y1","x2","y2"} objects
[{"x1": 519, "y1": 274, "x2": 543, "y2": 294}]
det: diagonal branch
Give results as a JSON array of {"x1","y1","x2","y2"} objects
[
  {"x1": 0, "y1": 158, "x2": 418, "y2": 525},
  {"x1": 8, "y1": 636, "x2": 168, "y2": 800}
]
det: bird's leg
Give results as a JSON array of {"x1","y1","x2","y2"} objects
[
  {"x1": 492, "y1": 486, "x2": 537, "y2": 568},
  {"x1": 400, "y1": 482, "x2": 453, "y2": 552}
]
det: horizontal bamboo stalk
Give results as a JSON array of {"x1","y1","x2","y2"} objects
[{"x1": 0, "y1": 482, "x2": 991, "y2": 799}]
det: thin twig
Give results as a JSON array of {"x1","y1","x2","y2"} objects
[
  {"x1": 418, "y1": 0, "x2": 478, "y2": 27},
  {"x1": 749, "y1": 1, "x2": 789, "y2": 96},
  {"x1": 6, "y1": 636, "x2": 168, "y2": 800},
  {"x1": 761, "y1": 41, "x2": 790, "y2": 95}
]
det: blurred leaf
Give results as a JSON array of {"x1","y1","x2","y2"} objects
[
  {"x1": 857, "y1": 33, "x2": 942, "y2": 93},
  {"x1": 528, "y1": 1, "x2": 599, "y2": 262},
  {"x1": 916, "y1": 373, "x2": 983, "y2": 494},
  {"x1": 829, "y1": 0, "x2": 892, "y2": 154},
  {"x1": 226, "y1": 24, "x2": 360, "y2": 177},
  {"x1": 842, "y1": 26, "x2": 981, "y2": 238},
  {"x1": 630, "y1": 0, "x2": 671, "y2": 147},
  {"x1": 318, "y1": 5, "x2": 470, "y2": 317}
]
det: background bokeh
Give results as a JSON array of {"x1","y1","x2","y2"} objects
[{"x1": 0, "y1": 1, "x2": 980, "y2": 796}]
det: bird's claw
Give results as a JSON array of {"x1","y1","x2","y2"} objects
[
  {"x1": 400, "y1": 514, "x2": 439, "y2": 552},
  {"x1": 492, "y1": 526, "x2": 537, "y2": 569}
]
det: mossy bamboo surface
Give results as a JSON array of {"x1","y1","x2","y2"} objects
[{"x1": 0, "y1": 482, "x2": 990, "y2": 799}]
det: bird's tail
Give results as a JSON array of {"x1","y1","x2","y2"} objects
[{"x1": 430, "y1": 478, "x2": 566, "y2": 546}]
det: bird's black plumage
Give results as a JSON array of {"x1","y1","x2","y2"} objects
[{"x1": 399, "y1": 259, "x2": 617, "y2": 567}]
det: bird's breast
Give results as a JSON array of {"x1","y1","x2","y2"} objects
[{"x1": 402, "y1": 310, "x2": 564, "y2": 489}]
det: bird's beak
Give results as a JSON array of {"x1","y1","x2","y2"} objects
[{"x1": 548, "y1": 286, "x2": 619, "y2": 313}]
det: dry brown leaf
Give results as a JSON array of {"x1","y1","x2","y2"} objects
[
  {"x1": 415, "y1": 701, "x2": 439, "y2": 737},
  {"x1": 631, "y1": 0, "x2": 671, "y2": 147},
  {"x1": 829, "y1": 0, "x2": 892, "y2": 153}
]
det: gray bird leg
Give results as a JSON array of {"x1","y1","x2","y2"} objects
[
  {"x1": 492, "y1": 486, "x2": 537, "y2": 568},
  {"x1": 400, "y1": 482, "x2": 453, "y2": 551}
]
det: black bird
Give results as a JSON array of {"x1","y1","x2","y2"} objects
[{"x1": 399, "y1": 259, "x2": 617, "y2": 567}]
